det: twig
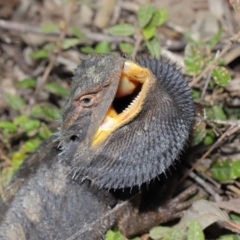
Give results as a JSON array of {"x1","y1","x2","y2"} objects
[
  {"x1": 189, "y1": 30, "x2": 240, "y2": 87},
  {"x1": 56, "y1": 56, "x2": 78, "y2": 69},
  {"x1": 227, "y1": 185, "x2": 240, "y2": 196},
  {"x1": 189, "y1": 171, "x2": 222, "y2": 202},
  {"x1": 0, "y1": 19, "x2": 57, "y2": 36},
  {"x1": 33, "y1": 1, "x2": 76, "y2": 98},
  {"x1": 0, "y1": 19, "x2": 134, "y2": 43},
  {"x1": 211, "y1": 119, "x2": 240, "y2": 126},
  {"x1": 110, "y1": 0, "x2": 121, "y2": 25},
  {"x1": 199, "y1": 171, "x2": 222, "y2": 190},
  {"x1": 200, "y1": 51, "x2": 220, "y2": 99},
  {"x1": 66, "y1": 199, "x2": 131, "y2": 240},
  {"x1": 132, "y1": 34, "x2": 143, "y2": 60},
  {"x1": 118, "y1": 1, "x2": 139, "y2": 12},
  {"x1": 85, "y1": 32, "x2": 134, "y2": 43},
  {"x1": 205, "y1": 119, "x2": 222, "y2": 136},
  {"x1": 179, "y1": 124, "x2": 240, "y2": 184},
  {"x1": 235, "y1": 180, "x2": 240, "y2": 189},
  {"x1": 161, "y1": 48, "x2": 185, "y2": 68},
  {"x1": 0, "y1": 149, "x2": 12, "y2": 166}
]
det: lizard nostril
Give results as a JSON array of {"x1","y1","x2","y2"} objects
[{"x1": 70, "y1": 135, "x2": 78, "y2": 142}]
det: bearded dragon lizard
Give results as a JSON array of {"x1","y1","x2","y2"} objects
[{"x1": 0, "y1": 54, "x2": 194, "y2": 239}]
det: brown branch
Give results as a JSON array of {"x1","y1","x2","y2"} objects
[
  {"x1": 0, "y1": 19, "x2": 134, "y2": 43},
  {"x1": 0, "y1": 19, "x2": 57, "y2": 36},
  {"x1": 189, "y1": 171, "x2": 222, "y2": 202},
  {"x1": 211, "y1": 119, "x2": 240, "y2": 126}
]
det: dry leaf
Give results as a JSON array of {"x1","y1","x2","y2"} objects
[{"x1": 180, "y1": 199, "x2": 228, "y2": 229}]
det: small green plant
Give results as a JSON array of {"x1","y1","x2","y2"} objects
[
  {"x1": 81, "y1": 40, "x2": 112, "y2": 54},
  {"x1": 0, "y1": 78, "x2": 65, "y2": 189},
  {"x1": 184, "y1": 28, "x2": 230, "y2": 86},
  {"x1": 149, "y1": 220, "x2": 204, "y2": 240},
  {"x1": 105, "y1": 229, "x2": 139, "y2": 240},
  {"x1": 107, "y1": 4, "x2": 168, "y2": 58}
]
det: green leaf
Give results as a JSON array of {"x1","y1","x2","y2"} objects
[
  {"x1": 40, "y1": 23, "x2": 59, "y2": 32},
  {"x1": 211, "y1": 159, "x2": 240, "y2": 182},
  {"x1": 208, "y1": 106, "x2": 227, "y2": 120},
  {"x1": 203, "y1": 129, "x2": 215, "y2": 146},
  {"x1": 12, "y1": 157, "x2": 24, "y2": 170},
  {"x1": 187, "y1": 221, "x2": 204, "y2": 240},
  {"x1": 184, "y1": 43, "x2": 204, "y2": 75},
  {"x1": 0, "y1": 167, "x2": 16, "y2": 188},
  {"x1": 108, "y1": 24, "x2": 134, "y2": 36},
  {"x1": 219, "y1": 235, "x2": 239, "y2": 240},
  {"x1": 137, "y1": 4, "x2": 155, "y2": 28},
  {"x1": 185, "y1": 31, "x2": 205, "y2": 45},
  {"x1": 149, "y1": 226, "x2": 171, "y2": 239},
  {"x1": 30, "y1": 49, "x2": 49, "y2": 59},
  {"x1": 192, "y1": 89, "x2": 200, "y2": 99},
  {"x1": 20, "y1": 138, "x2": 41, "y2": 153},
  {"x1": 119, "y1": 42, "x2": 134, "y2": 55},
  {"x1": 142, "y1": 25, "x2": 156, "y2": 40},
  {"x1": 39, "y1": 123, "x2": 52, "y2": 139},
  {"x1": 146, "y1": 37, "x2": 161, "y2": 59},
  {"x1": 5, "y1": 93, "x2": 26, "y2": 111},
  {"x1": 208, "y1": 28, "x2": 222, "y2": 48},
  {"x1": 149, "y1": 9, "x2": 168, "y2": 27},
  {"x1": 212, "y1": 66, "x2": 231, "y2": 86},
  {"x1": 12, "y1": 152, "x2": 26, "y2": 164},
  {"x1": 31, "y1": 104, "x2": 60, "y2": 120},
  {"x1": 80, "y1": 46, "x2": 95, "y2": 54},
  {"x1": 43, "y1": 43, "x2": 55, "y2": 52},
  {"x1": 165, "y1": 228, "x2": 184, "y2": 240},
  {"x1": 21, "y1": 119, "x2": 41, "y2": 133},
  {"x1": 14, "y1": 115, "x2": 28, "y2": 125},
  {"x1": 61, "y1": 38, "x2": 79, "y2": 50},
  {"x1": 224, "y1": 106, "x2": 240, "y2": 121},
  {"x1": 95, "y1": 41, "x2": 111, "y2": 53},
  {"x1": 45, "y1": 82, "x2": 70, "y2": 97},
  {"x1": 0, "y1": 121, "x2": 17, "y2": 133},
  {"x1": 16, "y1": 78, "x2": 36, "y2": 88},
  {"x1": 71, "y1": 27, "x2": 86, "y2": 39},
  {"x1": 105, "y1": 230, "x2": 124, "y2": 240},
  {"x1": 190, "y1": 122, "x2": 207, "y2": 146},
  {"x1": 14, "y1": 115, "x2": 40, "y2": 135},
  {"x1": 230, "y1": 213, "x2": 240, "y2": 222},
  {"x1": 30, "y1": 105, "x2": 43, "y2": 118},
  {"x1": 43, "y1": 105, "x2": 61, "y2": 120},
  {"x1": 203, "y1": 135, "x2": 214, "y2": 145}
]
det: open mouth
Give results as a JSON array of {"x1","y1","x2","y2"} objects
[{"x1": 92, "y1": 60, "x2": 151, "y2": 146}]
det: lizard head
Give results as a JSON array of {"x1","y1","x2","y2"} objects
[{"x1": 60, "y1": 54, "x2": 194, "y2": 189}]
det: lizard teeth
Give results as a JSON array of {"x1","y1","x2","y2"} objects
[{"x1": 122, "y1": 93, "x2": 141, "y2": 112}]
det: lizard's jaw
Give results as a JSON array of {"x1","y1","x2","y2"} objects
[{"x1": 92, "y1": 60, "x2": 151, "y2": 146}]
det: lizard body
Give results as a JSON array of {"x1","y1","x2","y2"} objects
[
  {"x1": 0, "y1": 54, "x2": 194, "y2": 239},
  {"x1": 0, "y1": 137, "x2": 116, "y2": 240}
]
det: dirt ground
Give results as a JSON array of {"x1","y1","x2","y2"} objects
[{"x1": 0, "y1": 0, "x2": 240, "y2": 239}]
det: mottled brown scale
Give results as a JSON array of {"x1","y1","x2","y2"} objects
[{"x1": 0, "y1": 54, "x2": 195, "y2": 239}]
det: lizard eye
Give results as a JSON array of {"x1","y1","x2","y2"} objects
[{"x1": 80, "y1": 95, "x2": 95, "y2": 107}]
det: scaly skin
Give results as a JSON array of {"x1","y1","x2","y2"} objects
[
  {"x1": 69, "y1": 57, "x2": 194, "y2": 189},
  {"x1": 0, "y1": 54, "x2": 194, "y2": 239},
  {"x1": 0, "y1": 137, "x2": 117, "y2": 240}
]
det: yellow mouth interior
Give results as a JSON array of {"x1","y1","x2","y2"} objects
[{"x1": 92, "y1": 60, "x2": 151, "y2": 146}]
